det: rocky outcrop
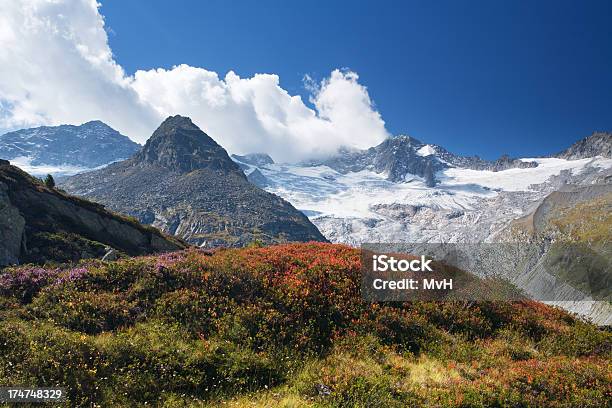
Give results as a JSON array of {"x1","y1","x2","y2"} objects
[
  {"x1": 556, "y1": 132, "x2": 611, "y2": 160},
  {"x1": 246, "y1": 168, "x2": 273, "y2": 188},
  {"x1": 61, "y1": 116, "x2": 327, "y2": 247},
  {"x1": 0, "y1": 179, "x2": 25, "y2": 266},
  {"x1": 0, "y1": 161, "x2": 185, "y2": 267}
]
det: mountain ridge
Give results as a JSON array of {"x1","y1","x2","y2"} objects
[
  {"x1": 555, "y1": 131, "x2": 611, "y2": 160},
  {"x1": 301, "y1": 135, "x2": 539, "y2": 186},
  {"x1": 0, "y1": 121, "x2": 140, "y2": 171}
]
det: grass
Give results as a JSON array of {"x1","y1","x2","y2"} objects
[{"x1": 549, "y1": 193, "x2": 612, "y2": 243}]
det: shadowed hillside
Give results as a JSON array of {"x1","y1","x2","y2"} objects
[{"x1": 0, "y1": 160, "x2": 185, "y2": 267}]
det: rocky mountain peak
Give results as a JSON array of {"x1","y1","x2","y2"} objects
[
  {"x1": 80, "y1": 120, "x2": 114, "y2": 131},
  {"x1": 556, "y1": 131, "x2": 611, "y2": 160},
  {"x1": 367, "y1": 135, "x2": 440, "y2": 183},
  {"x1": 380, "y1": 135, "x2": 424, "y2": 150},
  {"x1": 134, "y1": 115, "x2": 244, "y2": 175},
  {"x1": 151, "y1": 115, "x2": 201, "y2": 136},
  {"x1": 61, "y1": 115, "x2": 326, "y2": 247},
  {"x1": 396, "y1": 134, "x2": 422, "y2": 143}
]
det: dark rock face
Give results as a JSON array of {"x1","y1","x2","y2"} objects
[
  {"x1": 134, "y1": 116, "x2": 240, "y2": 174},
  {"x1": 0, "y1": 120, "x2": 140, "y2": 168},
  {"x1": 61, "y1": 115, "x2": 326, "y2": 247},
  {"x1": 247, "y1": 168, "x2": 273, "y2": 188},
  {"x1": 307, "y1": 136, "x2": 444, "y2": 183},
  {"x1": 307, "y1": 135, "x2": 536, "y2": 184},
  {"x1": 556, "y1": 132, "x2": 612, "y2": 160},
  {"x1": 0, "y1": 163, "x2": 185, "y2": 267},
  {"x1": 370, "y1": 136, "x2": 444, "y2": 183},
  {"x1": 231, "y1": 153, "x2": 274, "y2": 167},
  {"x1": 446, "y1": 153, "x2": 538, "y2": 172},
  {"x1": 428, "y1": 146, "x2": 538, "y2": 172},
  {"x1": 489, "y1": 155, "x2": 538, "y2": 172}
]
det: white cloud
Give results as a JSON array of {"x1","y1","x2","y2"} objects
[{"x1": 0, "y1": 0, "x2": 389, "y2": 162}]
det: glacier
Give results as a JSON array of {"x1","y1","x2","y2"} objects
[{"x1": 233, "y1": 155, "x2": 612, "y2": 245}]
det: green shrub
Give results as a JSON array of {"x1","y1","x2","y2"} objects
[{"x1": 29, "y1": 287, "x2": 138, "y2": 334}]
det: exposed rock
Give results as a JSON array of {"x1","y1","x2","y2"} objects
[
  {"x1": 305, "y1": 135, "x2": 536, "y2": 184},
  {"x1": 0, "y1": 181, "x2": 25, "y2": 266},
  {"x1": 424, "y1": 160, "x2": 436, "y2": 187},
  {"x1": 61, "y1": 116, "x2": 327, "y2": 247},
  {"x1": 0, "y1": 164, "x2": 185, "y2": 267},
  {"x1": 488, "y1": 154, "x2": 538, "y2": 172},
  {"x1": 306, "y1": 136, "x2": 444, "y2": 183},
  {"x1": 247, "y1": 168, "x2": 273, "y2": 188},
  {"x1": 556, "y1": 132, "x2": 611, "y2": 160},
  {"x1": 231, "y1": 153, "x2": 274, "y2": 167},
  {"x1": 132, "y1": 116, "x2": 238, "y2": 174},
  {"x1": 431, "y1": 147, "x2": 538, "y2": 172},
  {"x1": 0, "y1": 120, "x2": 140, "y2": 168}
]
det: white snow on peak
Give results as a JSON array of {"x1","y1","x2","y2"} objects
[{"x1": 416, "y1": 144, "x2": 436, "y2": 157}]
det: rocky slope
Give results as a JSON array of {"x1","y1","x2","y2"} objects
[
  {"x1": 556, "y1": 131, "x2": 611, "y2": 160},
  {"x1": 499, "y1": 184, "x2": 612, "y2": 325},
  {"x1": 61, "y1": 116, "x2": 327, "y2": 247},
  {"x1": 302, "y1": 135, "x2": 537, "y2": 186},
  {"x1": 0, "y1": 159, "x2": 185, "y2": 267},
  {"x1": 0, "y1": 121, "x2": 140, "y2": 175}
]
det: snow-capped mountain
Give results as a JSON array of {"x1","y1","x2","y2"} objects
[
  {"x1": 303, "y1": 135, "x2": 538, "y2": 185},
  {"x1": 233, "y1": 133, "x2": 612, "y2": 246},
  {"x1": 0, "y1": 121, "x2": 140, "y2": 176}
]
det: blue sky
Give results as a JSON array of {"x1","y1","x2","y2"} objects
[{"x1": 99, "y1": 0, "x2": 612, "y2": 159}]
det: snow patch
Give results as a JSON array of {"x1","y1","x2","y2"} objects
[
  {"x1": 441, "y1": 157, "x2": 612, "y2": 192},
  {"x1": 256, "y1": 156, "x2": 612, "y2": 223},
  {"x1": 9, "y1": 156, "x2": 119, "y2": 177},
  {"x1": 416, "y1": 145, "x2": 436, "y2": 157}
]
